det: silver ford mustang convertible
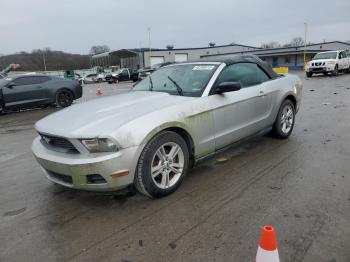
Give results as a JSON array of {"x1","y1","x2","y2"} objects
[{"x1": 32, "y1": 55, "x2": 303, "y2": 198}]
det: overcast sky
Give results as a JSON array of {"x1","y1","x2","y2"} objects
[{"x1": 1, "y1": 0, "x2": 349, "y2": 54}]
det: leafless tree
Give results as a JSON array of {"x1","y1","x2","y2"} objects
[
  {"x1": 89, "y1": 45, "x2": 110, "y2": 55},
  {"x1": 260, "y1": 41, "x2": 281, "y2": 49}
]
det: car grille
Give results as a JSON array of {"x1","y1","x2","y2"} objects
[
  {"x1": 40, "y1": 133, "x2": 79, "y2": 153},
  {"x1": 312, "y1": 62, "x2": 325, "y2": 66}
]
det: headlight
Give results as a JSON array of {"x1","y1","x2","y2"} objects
[
  {"x1": 80, "y1": 138, "x2": 118, "y2": 153},
  {"x1": 327, "y1": 61, "x2": 336, "y2": 64}
]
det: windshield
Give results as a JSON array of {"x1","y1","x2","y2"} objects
[
  {"x1": 313, "y1": 52, "x2": 337, "y2": 60},
  {"x1": 133, "y1": 64, "x2": 218, "y2": 97}
]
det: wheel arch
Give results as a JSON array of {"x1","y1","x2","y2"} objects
[
  {"x1": 163, "y1": 127, "x2": 195, "y2": 167},
  {"x1": 55, "y1": 87, "x2": 75, "y2": 99},
  {"x1": 137, "y1": 122, "x2": 196, "y2": 167},
  {"x1": 284, "y1": 94, "x2": 297, "y2": 109}
]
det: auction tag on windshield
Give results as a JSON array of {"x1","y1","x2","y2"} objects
[{"x1": 192, "y1": 65, "x2": 215, "y2": 71}]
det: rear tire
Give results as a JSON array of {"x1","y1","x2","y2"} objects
[
  {"x1": 134, "y1": 131, "x2": 189, "y2": 198},
  {"x1": 272, "y1": 99, "x2": 295, "y2": 139},
  {"x1": 56, "y1": 89, "x2": 74, "y2": 108}
]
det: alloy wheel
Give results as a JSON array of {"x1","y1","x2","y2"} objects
[
  {"x1": 57, "y1": 91, "x2": 73, "y2": 107},
  {"x1": 150, "y1": 142, "x2": 184, "y2": 189},
  {"x1": 280, "y1": 104, "x2": 294, "y2": 134}
]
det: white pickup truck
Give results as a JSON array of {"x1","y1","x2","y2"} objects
[{"x1": 306, "y1": 50, "x2": 350, "y2": 77}]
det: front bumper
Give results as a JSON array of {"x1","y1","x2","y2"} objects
[
  {"x1": 31, "y1": 136, "x2": 139, "y2": 191},
  {"x1": 306, "y1": 65, "x2": 335, "y2": 73}
]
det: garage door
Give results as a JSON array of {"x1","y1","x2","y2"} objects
[
  {"x1": 175, "y1": 53, "x2": 188, "y2": 62},
  {"x1": 150, "y1": 56, "x2": 165, "y2": 67}
]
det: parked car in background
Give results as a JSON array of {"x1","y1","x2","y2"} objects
[
  {"x1": 96, "y1": 73, "x2": 106, "y2": 82},
  {"x1": 0, "y1": 74, "x2": 82, "y2": 113},
  {"x1": 80, "y1": 73, "x2": 99, "y2": 84},
  {"x1": 106, "y1": 68, "x2": 139, "y2": 83},
  {"x1": 32, "y1": 55, "x2": 302, "y2": 198},
  {"x1": 306, "y1": 50, "x2": 350, "y2": 77},
  {"x1": 138, "y1": 62, "x2": 175, "y2": 80}
]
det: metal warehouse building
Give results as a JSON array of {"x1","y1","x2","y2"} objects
[
  {"x1": 92, "y1": 41, "x2": 350, "y2": 70},
  {"x1": 92, "y1": 44, "x2": 261, "y2": 69}
]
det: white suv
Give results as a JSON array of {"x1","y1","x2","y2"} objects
[{"x1": 306, "y1": 50, "x2": 350, "y2": 77}]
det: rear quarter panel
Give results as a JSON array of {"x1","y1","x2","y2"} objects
[
  {"x1": 46, "y1": 79, "x2": 81, "y2": 100},
  {"x1": 265, "y1": 74, "x2": 303, "y2": 126}
]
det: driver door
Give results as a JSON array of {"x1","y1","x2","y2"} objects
[
  {"x1": 208, "y1": 63, "x2": 271, "y2": 151},
  {"x1": 119, "y1": 69, "x2": 130, "y2": 81},
  {"x1": 2, "y1": 76, "x2": 46, "y2": 107}
]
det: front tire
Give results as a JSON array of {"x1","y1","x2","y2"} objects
[
  {"x1": 306, "y1": 72, "x2": 312, "y2": 78},
  {"x1": 56, "y1": 89, "x2": 74, "y2": 108},
  {"x1": 134, "y1": 131, "x2": 189, "y2": 198},
  {"x1": 273, "y1": 99, "x2": 295, "y2": 139},
  {"x1": 332, "y1": 65, "x2": 338, "y2": 76}
]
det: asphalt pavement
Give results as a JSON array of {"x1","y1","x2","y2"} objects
[{"x1": 0, "y1": 73, "x2": 350, "y2": 262}]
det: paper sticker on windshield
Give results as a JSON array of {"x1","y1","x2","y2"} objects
[
  {"x1": 5, "y1": 78, "x2": 12, "y2": 81},
  {"x1": 192, "y1": 65, "x2": 215, "y2": 71}
]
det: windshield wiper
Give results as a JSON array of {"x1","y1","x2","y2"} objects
[
  {"x1": 149, "y1": 76, "x2": 154, "y2": 91},
  {"x1": 167, "y1": 76, "x2": 183, "y2": 96}
]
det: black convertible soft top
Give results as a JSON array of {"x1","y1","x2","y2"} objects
[{"x1": 193, "y1": 54, "x2": 279, "y2": 79}]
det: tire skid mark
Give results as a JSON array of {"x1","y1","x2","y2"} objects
[
  {"x1": 290, "y1": 214, "x2": 326, "y2": 262},
  {"x1": 168, "y1": 148, "x2": 299, "y2": 247},
  {"x1": 64, "y1": 141, "x2": 297, "y2": 261}
]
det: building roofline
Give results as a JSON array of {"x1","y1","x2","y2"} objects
[
  {"x1": 93, "y1": 43, "x2": 261, "y2": 58},
  {"x1": 143, "y1": 43, "x2": 262, "y2": 52},
  {"x1": 244, "y1": 40, "x2": 350, "y2": 53},
  {"x1": 93, "y1": 41, "x2": 350, "y2": 59},
  {"x1": 202, "y1": 41, "x2": 350, "y2": 58}
]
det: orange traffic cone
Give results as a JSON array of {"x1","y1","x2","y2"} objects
[
  {"x1": 256, "y1": 225, "x2": 280, "y2": 262},
  {"x1": 96, "y1": 87, "x2": 102, "y2": 96}
]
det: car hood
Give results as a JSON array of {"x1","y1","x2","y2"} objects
[
  {"x1": 310, "y1": 59, "x2": 335, "y2": 63},
  {"x1": 35, "y1": 91, "x2": 193, "y2": 138}
]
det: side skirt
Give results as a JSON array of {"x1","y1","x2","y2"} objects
[{"x1": 194, "y1": 126, "x2": 272, "y2": 166}]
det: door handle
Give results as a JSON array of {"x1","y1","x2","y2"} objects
[{"x1": 258, "y1": 90, "x2": 266, "y2": 97}]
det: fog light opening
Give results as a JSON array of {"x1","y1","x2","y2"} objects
[{"x1": 87, "y1": 174, "x2": 107, "y2": 184}]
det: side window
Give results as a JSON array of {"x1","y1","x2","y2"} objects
[
  {"x1": 217, "y1": 63, "x2": 269, "y2": 88},
  {"x1": 40, "y1": 76, "x2": 51, "y2": 83},
  {"x1": 12, "y1": 77, "x2": 31, "y2": 86},
  {"x1": 338, "y1": 52, "x2": 342, "y2": 59},
  {"x1": 342, "y1": 51, "x2": 347, "y2": 58},
  {"x1": 256, "y1": 66, "x2": 270, "y2": 83},
  {"x1": 13, "y1": 76, "x2": 43, "y2": 85}
]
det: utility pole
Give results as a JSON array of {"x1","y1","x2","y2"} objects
[
  {"x1": 42, "y1": 49, "x2": 47, "y2": 71},
  {"x1": 148, "y1": 27, "x2": 152, "y2": 67},
  {"x1": 304, "y1": 22, "x2": 308, "y2": 71}
]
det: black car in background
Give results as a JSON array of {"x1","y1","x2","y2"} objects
[
  {"x1": 138, "y1": 62, "x2": 174, "y2": 80},
  {"x1": 105, "y1": 68, "x2": 139, "y2": 83},
  {"x1": 0, "y1": 74, "x2": 82, "y2": 113}
]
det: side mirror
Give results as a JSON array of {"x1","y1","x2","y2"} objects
[
  {"x1": 7, "y1": 83, "x2": 16, "y2": 88},
  {"x1": 214, "y1": 81, "x2": 241, "y2": 94}
]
